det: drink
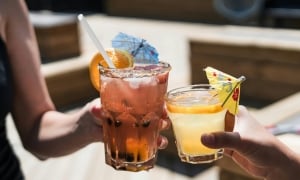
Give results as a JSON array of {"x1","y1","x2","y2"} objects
[
  {"x1": 165, "y1": 84, "x2": 227, "y2": 164},
  {"x1": 99, "y1": 62, "x2": 171, "y2": 171}
]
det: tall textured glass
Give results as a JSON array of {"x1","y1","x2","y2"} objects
[{"x1": 99, "y1": 62, "x2": 171, "y2": 171}]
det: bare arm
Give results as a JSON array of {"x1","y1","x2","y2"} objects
[{"x1": 4, "y1": 0, "x2": 102, "y2": 158}]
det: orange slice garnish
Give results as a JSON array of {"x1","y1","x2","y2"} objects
[
  {"x1": 166, "y1": 103, "x2": 223, "y2": 114},
  {"x1": 89, "y1": 48, "x2": 134, "y2": 91}
]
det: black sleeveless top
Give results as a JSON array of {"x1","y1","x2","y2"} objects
[{"x1": 0, "y1": 38, "x2": 24, "y2": 179}]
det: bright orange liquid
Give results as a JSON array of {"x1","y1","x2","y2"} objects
[
  {"x1": 168, "y1": 111, "x2": 226, "y2": 155},
  {"x1": 166, "y1": 93, "x2": 226, "y2": 156}
]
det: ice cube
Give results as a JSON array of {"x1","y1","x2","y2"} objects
[
  {"x1": 127, "y1": 77, "x2": 157, "y2": 89},
  {"x1": 127, "y1": 78, "x2": 141, "y2": 89}
]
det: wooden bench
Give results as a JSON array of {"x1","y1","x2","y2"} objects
[
  {"x1": 104, "y1": 0, "x2": 229, "y2": 23},
  {"x1": 261, "y1": 8, "x2": 300, "y2": 28},
  {"x1": 42, "y1": 57, "x2": 98, "y2": 110},
  {"x1": 30, "y1": 12, "x2": 81, "y2": 62},
  {"x1": 189, "y1": 26, "x2": 300, "y2": 106}
]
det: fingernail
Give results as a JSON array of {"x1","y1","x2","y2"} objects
[
  {"x1": 202, "y1": 134, "x2": 215, "y2": 145},
  {"x1": 157, "y1": 136, "x2": 168, "y2": 149},
  {"x1": 161, "y1": 119, "x2": 170, "y2": 130}
]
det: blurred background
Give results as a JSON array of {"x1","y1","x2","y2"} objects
[
  {"x1": 7, "y1": 0, "x2": 300, "y2": 180},
  {"x1": 25, "y1": 0, "x2": 300, "y2": 28}
]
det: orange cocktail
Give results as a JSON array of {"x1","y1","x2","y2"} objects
[
  {"x1": 100, "y1": 62, "x2": 171, "y2": 171},
  {"x1": 165, "y1": 84, "x2": 227, "y2": 164}
]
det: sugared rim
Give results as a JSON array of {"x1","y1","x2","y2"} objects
[
  {"x1": 165, "y1": 84, "x2": 217, "y2": 103},
  {"x1": 99, "y1": 61, "x2": 171, "y2": 78}
]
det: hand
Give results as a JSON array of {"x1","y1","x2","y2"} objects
[
  {"x1": 91, "y1": 100, "x2": 170, "y2": 149},
  {"x1": 77, "y1": 98, "x2": 104, "y2": 142},
  {"x1": 201, "y1": 106, "x2": 300, "y2": 180},
  {"x1": 157, "y1": 109, "x2": 171, "y2": 149}
]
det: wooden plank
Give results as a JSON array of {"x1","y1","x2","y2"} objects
[
  {"x1": 105, "y1": 0, "x2": 229, "y2": 23},
  {"x1": 261, "y1": 63, "x2": 300, "y2": 86},
  {"x1": 44, "y1": 61, "x2": 98, "y2": 109},
  {"x1": 190, "y1": 53, "x2": 300, "y2": 86},
  {"x1": 190, "y1": 54, "x2": 299, "y2": 103},
  {"x1": 190, "y1": 54, "x2": 259, "y2": 79},
  {"x1": 190, "y1": 38, "x2": 300, "y2": 104},
  {"x1": 30, "y1": 12, "x2": 81, "y2": 61},
  {"x1": 254, "y1": 92, "x2": 300, "y2": 126},
  {"x1": 190, "y1": 40, "x2": 300, "y2": 64}
]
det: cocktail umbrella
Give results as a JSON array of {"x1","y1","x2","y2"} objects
[
  {"x1": 204, "y1": 66, "x2": 246, "y2": 115},
  {"x1": 112, "y1": 32, "x2": 159, "y2": 64}
]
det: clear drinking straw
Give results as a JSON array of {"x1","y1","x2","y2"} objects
[{"x1": 77, "y1": 14, "x2": 115, "y2": 68}]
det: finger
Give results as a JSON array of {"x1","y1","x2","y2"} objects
[
  {"x1": 90, "y1": 105, "x2": 101, "y2": 118},
  {"x1": 202, "y1": 132, "x2": 265, "y2": 161},
  {"x1": 89, "y1": 98, "x2": 101, "y2": 118},
  {"x1": 224, "y1": 149, "x2": 249, "y2": 165},
  {"x1": 224, "y1": 149, "x2": 253, "y2": 172},
  {"x1": 224, "y1": 149, "x2": 257, "y2": 174},
  {"x1": 225, "y1": 148, "x2": 255, "y2": 174},
  {"x1": 159, "y1": 118, "x2": 171, "y2": 131},
  {"x1": 201, "y1": 132, "x2": 241, "y2": 149},
  {"x1": 90, "y1": 107, "x2": 106, "y2": 126},
  {"x1": 157, "y1": 135, "x2": 168, "y2": 149},
  {"x1": 229, "y1": 151, "x2": 267, "y2": 178},
  {"x1": 161, "y1": 107, "x2": 169, "y2": 119}
]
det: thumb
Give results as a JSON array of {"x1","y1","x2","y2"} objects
[
  {"x1": 89, "y1": 100, "x2": 103, "y2": 126},
  {"x1": 201, "y1": 132, "x2": 241, "y2": 149}
]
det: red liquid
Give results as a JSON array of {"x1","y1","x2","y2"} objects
[{"x1": 100, "y1": 64, "x2": 170, "y2": 171}]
